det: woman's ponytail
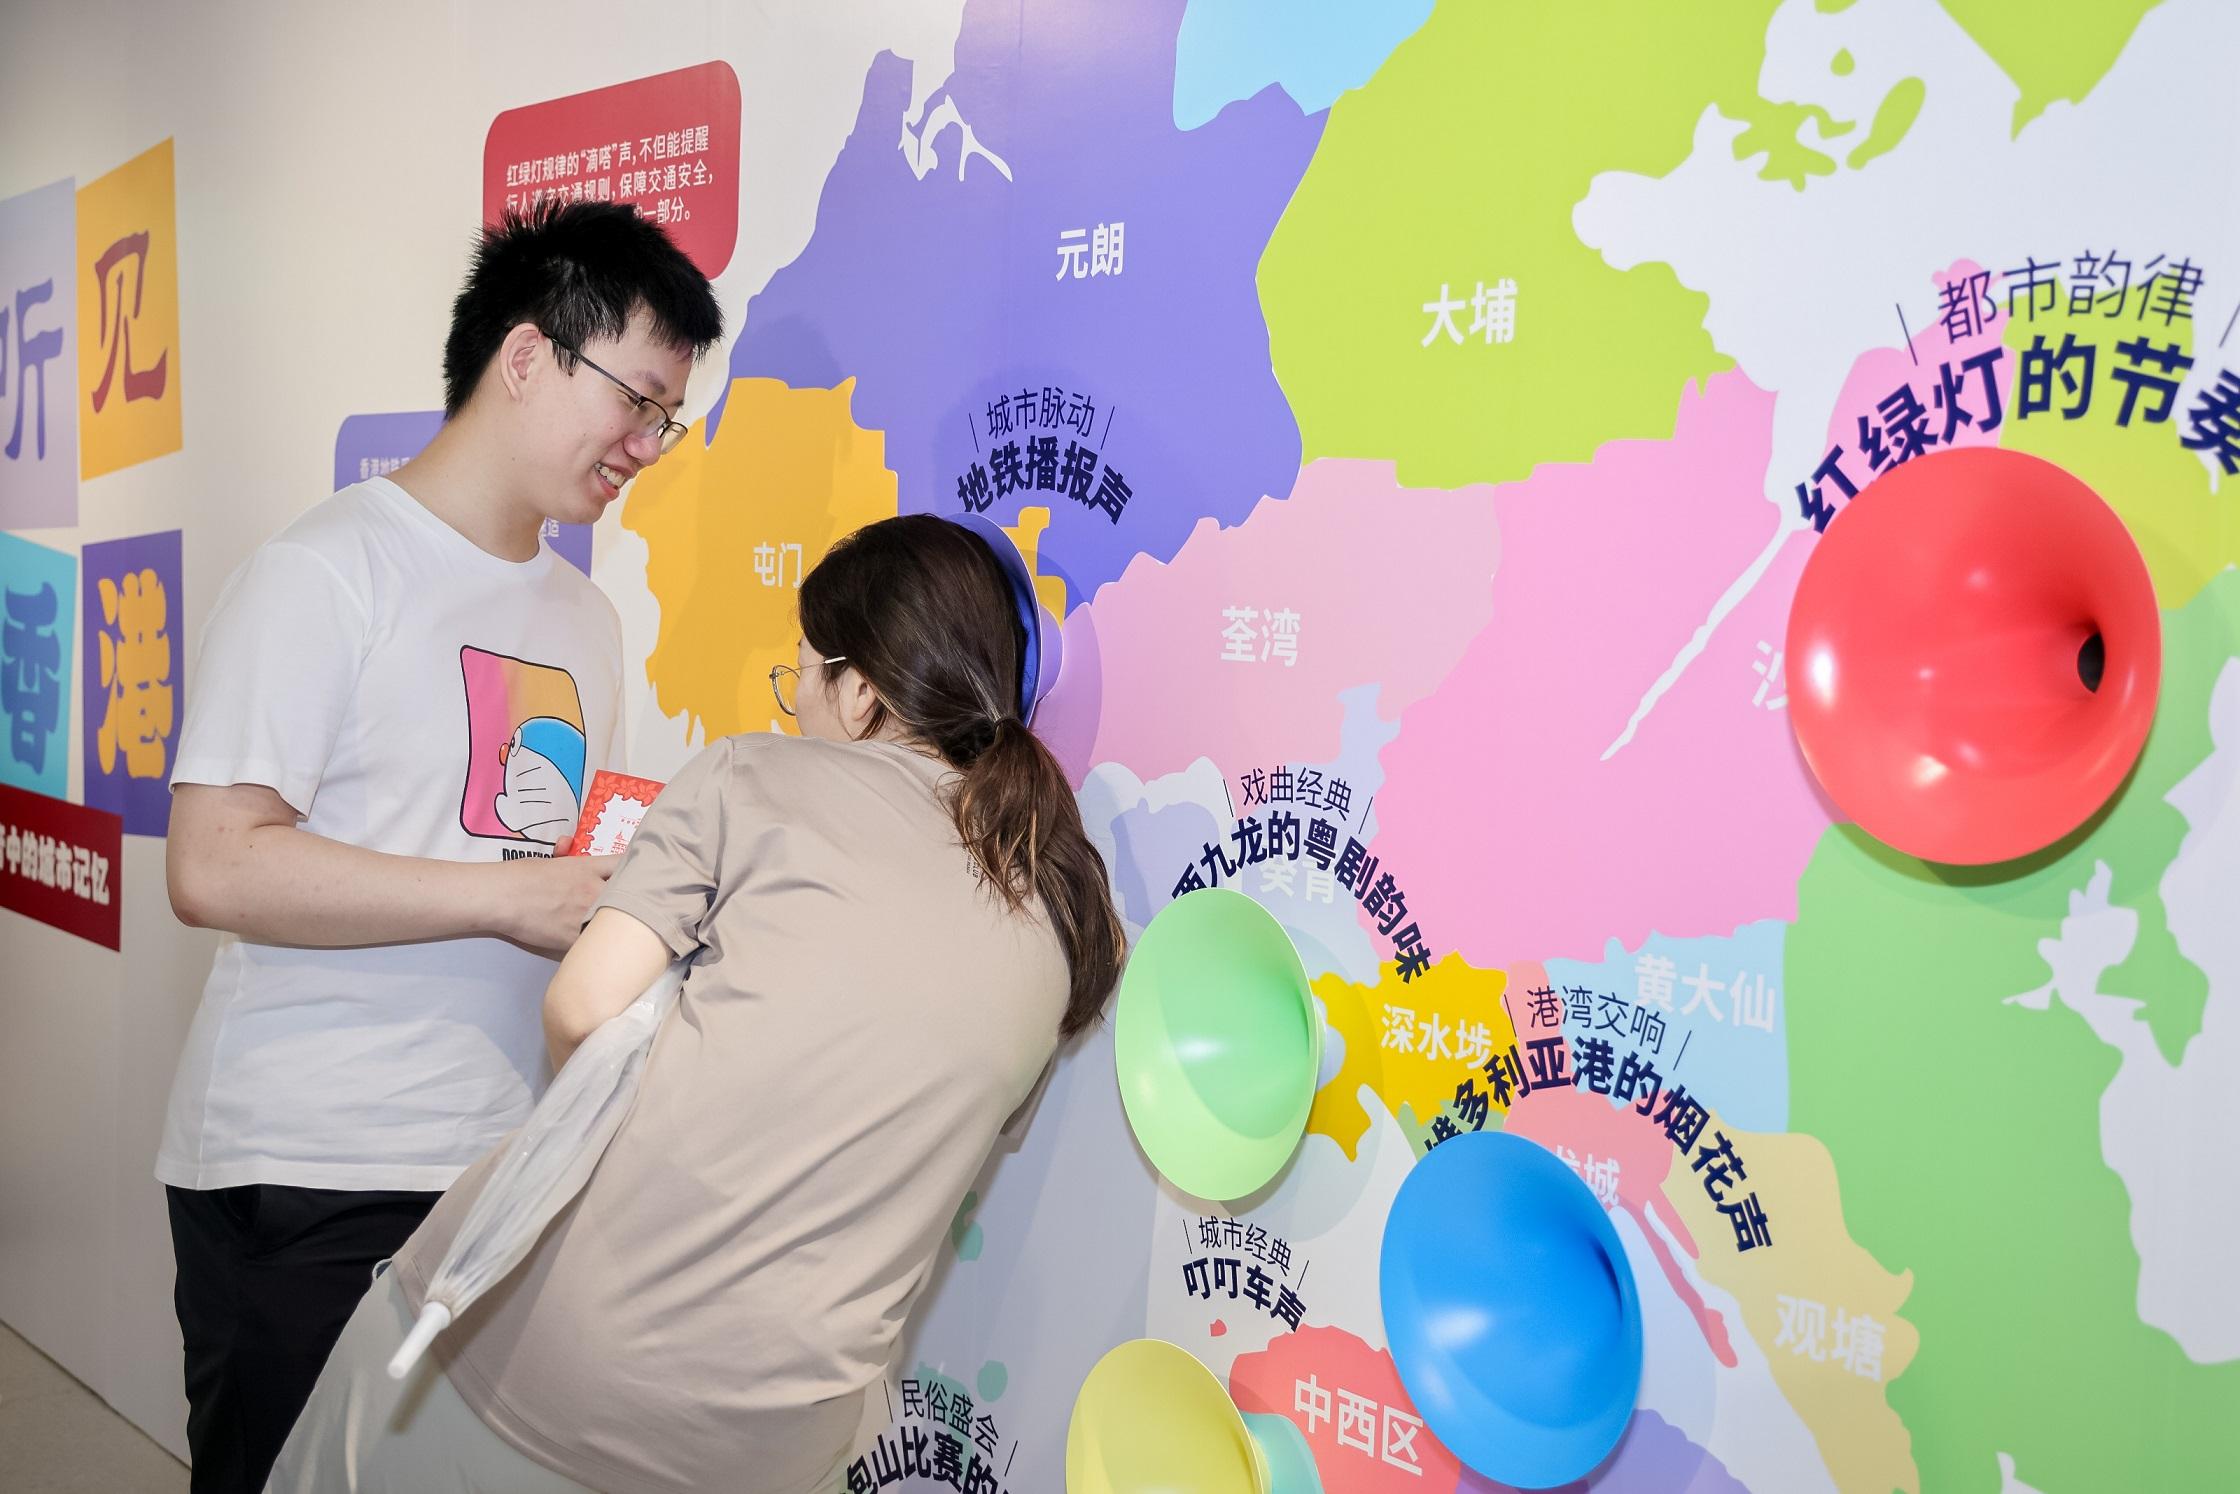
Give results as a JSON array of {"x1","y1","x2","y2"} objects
[{"x1": 953, "y1": 716, "x2": 1125, "y2": 1037}]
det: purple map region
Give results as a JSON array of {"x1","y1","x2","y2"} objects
[
  {"x1": 332, "y1": 411, "x2": 444, "y2": 494},
  {"x1": 724, "y1": 0, "x2": 1324, "y2": 603},
  {"x1": 1456, "y1": 1412, "x2": 1755, "y2": 1494}
]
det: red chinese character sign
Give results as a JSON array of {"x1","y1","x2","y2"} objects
[
  {"x1": 483, "y1": 62, "x2": 741, "y2": 279},
  {"x1": 0, "y1": 782, "x2": 121, "y2": 950}
]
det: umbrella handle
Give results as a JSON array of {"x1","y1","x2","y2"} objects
[{"x1": 385, "y1": 1300, "x2": 453, "y2": 1381}]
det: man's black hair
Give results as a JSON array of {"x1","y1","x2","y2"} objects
[{"x1": 442, "y1": 200, "x2": 724, "y2": 417}]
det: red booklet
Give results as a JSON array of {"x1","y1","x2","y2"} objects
[{"x1": 562, "y1": 771, "x2": 667, "y2": 856}]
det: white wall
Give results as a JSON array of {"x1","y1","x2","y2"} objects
[{"x1": 0, "y1": 0, "x2": 980, "y2": 1454}]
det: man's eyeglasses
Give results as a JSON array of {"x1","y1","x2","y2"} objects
[
  {"x1": 770, "y1": 656, "x2": 848, "y2": 717},
  {"x1": 546, "y1": 332, "x2": 689, "y2": 454}
]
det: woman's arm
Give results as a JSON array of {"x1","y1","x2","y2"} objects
[{"x1": 542, "y1": 907, "x2": 676, "y2": 1069}]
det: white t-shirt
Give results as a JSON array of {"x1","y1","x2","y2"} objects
[{"x1": 157, "y1": 477, "x2": 625, "y2": 1193}]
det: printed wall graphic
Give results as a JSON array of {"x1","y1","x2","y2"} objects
[
  {"x1": 0, "y1": 530, "x2": 76, "y2": 799},
  {"x1": 457, "y1": 645, "x2": 587, "y2": 850},
  {"x1": 333, "y1": 410, "x2": 444, "y2": 490},
  {"x1": 0, "y1": 178, "x2": 79, "y2": 528},
  {"x1": 0, "y1": 780, "x2": 120, "y2": 950},
  {"x1": 483, "y1": 61, "x2": 742, "y2": 278},
  {"x1": 334, "y1": 412, "x2": 590, "y2": 574},
  {"x1": 538, "y1": 517, "x2": 592, "y2": 575},
  {"x1": 80, "y1": 530, "x2": 181, "y2": 836},
  {"x1": 76, "y1": 139, "x2": 180, "y2": 479}
]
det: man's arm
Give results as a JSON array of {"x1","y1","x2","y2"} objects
[{"x1": 167, "y1": 782, "x2": 615, "y2": 955}]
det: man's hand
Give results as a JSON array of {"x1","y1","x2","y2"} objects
[{"x1": 500, "y1": 854, "x2": 622, "y2": 955}]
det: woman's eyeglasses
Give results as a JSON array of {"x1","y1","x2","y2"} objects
[{"x1": 769, "y1": 656, "x2": 848, "y2": 717}]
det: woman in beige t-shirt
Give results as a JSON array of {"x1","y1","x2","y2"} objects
[{"x1": 268, "y1": 516, "x2": 1127, "y2": 1494}]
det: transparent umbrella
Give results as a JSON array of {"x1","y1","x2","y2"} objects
[{"x1": 386, "y1": 961, "x2": 686, "y2": 1380}]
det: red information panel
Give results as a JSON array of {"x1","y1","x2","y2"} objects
[
  {"x1": 0, "y1": 782, "x2": 122, "y2": 950},
  {"x1": 483, "y1": 61, "x2": 741, "y2": 278}
]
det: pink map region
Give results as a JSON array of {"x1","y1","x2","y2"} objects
[
  {"x1": 1038, "y1": 459, "x2": 1500, "y2": 788},
  {"x1": 1371, "y1": 371, "x2": 1826, "y2": 963}
]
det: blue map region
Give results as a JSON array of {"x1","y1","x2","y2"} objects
[
  {"x1": 1172, "y1": 0, "x2": 1432, "y2": 128},
  {"x1": 1544, "y1": 920, "x2": 1790, "y2": 1134}
]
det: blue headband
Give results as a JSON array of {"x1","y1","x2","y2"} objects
[{"x1": 944, "y1": 513, "x2": 1059, "y2": 723}]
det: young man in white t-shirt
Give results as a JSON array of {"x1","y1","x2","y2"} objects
[{"x1": 156, "y1": 200, "x2": 722, "y2": 1494}]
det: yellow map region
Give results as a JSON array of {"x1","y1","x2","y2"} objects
[
  {"x1": 626, "y1": 377, "x2": 1069, "y2": 745},
  {"x1": 1668, "y1": 1118, "x2": 1921, "y2": 1494},
  {"x1": 626, "y1": 377, "x2": 898, "y2": 741},
  {"x1": 1004, "y1": 504, "x2": 1067, "y2": 622},
  {"x1": 1307, "y1": 953, "x2": 1515, "y2": 1160}
]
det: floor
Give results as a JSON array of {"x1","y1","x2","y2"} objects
[{"x1": 0, "y1": 1319, "x2": 188, "y2": 1493}]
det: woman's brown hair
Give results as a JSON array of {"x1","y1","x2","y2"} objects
[{"x1": 798, "y1": 514, "x2": 1125, "y2": 1036}]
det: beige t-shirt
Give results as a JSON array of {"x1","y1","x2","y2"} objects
[{"x1": 393, "y1": 733, "x2": 1068, "y2": 1494}]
